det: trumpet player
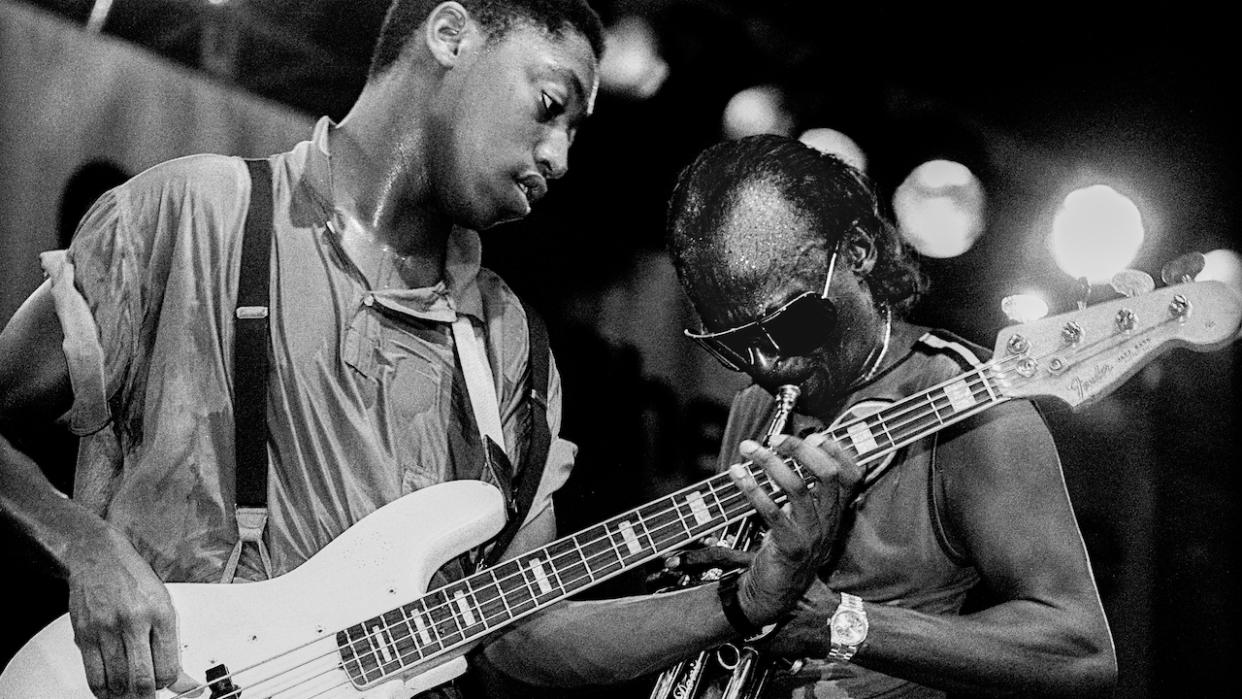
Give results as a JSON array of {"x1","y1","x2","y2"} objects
[{"x1": 653, "y1": 135, "x2": 1118, "y2": 698}]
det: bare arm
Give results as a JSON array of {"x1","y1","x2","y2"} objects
[
  {"x1": 0, "y1": 284, "x2": 189, "y2": 699},
  {"x1": 479, "y1": 434, "x2": 862, "y2": 687},
  {"x1": 764, "y1": 401, "x2": 1118, "y2": 696}
]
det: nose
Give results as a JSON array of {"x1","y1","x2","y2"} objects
[{"x1": 535, "y1": 128, "x2": 570, "y2": 180}]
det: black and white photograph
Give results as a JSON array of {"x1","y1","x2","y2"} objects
[{"x1": 1, "y1": 2, "x2": 1237, "y2": 697}]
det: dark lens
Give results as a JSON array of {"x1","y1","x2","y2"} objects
[{"x1": 764, "y1": 297, "x2": 836, "y2": 356}]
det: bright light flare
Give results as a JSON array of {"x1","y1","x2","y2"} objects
[
  {"x1": 893, "y1": 160, "x2": 985, "y2": 258},
  {"x1": 798, "y1": 128, "x2": 867, "y2": 172},
  {"x1": 1198, "y1": 248, "x2": 1242, "y2": 299},
  {"x1": 1050, "y1": 185, "x2": 1145, "y2": 283},
  {"x1": 722, "y1": 85, "x2": 794, "y2": 140},
  {"x1": 1001, "y1": 294, "x2": 1051, "y2": 324},
  {"x1": 598, "y1": 15, "x2": 668, "y2": 100}
]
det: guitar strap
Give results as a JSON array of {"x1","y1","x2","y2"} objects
[
  {"x1": 222, "y1": 158, "x2": 275, "y2": 584},
  {"x1": 223, "y1": 156, "x2": 552, "y2": 580},
  {"x1": 479, "y1": 299, "x2": 551, "y2": 569}
]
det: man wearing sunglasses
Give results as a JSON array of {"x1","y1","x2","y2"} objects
[{"x1": 662, "y1": 135, "x2": 1117, "y2": 698}]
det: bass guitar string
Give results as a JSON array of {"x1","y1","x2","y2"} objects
[{"x1": 175, "y1": 312, "x2": 1177, "y2": 698}]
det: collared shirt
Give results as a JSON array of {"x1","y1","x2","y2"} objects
[{"x1": 51, "y1": 117, "x2": 575, "y2": 583}]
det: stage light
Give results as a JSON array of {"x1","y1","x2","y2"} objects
[
  {"x1": 598, "y1": 15, "x2": 668, "y2": 101},
  {"x1": 722, "y1": 85, "x2": 794, "y2": 140},
  {"x1": 1001, "y1": 293, "x2": 1050, "y2": 323},
  {"x1": 1050, "y1": 185, "x2": 1145, "y2": 283},
  {"x1": 798, "y1": 128, "x2": 867, "y2": 172},
  {"x1": 1198, "y1": 248, "x2": 1242, "y2": 298},
  {"x1": 892, "y1": 160, "x2": 985, "y2": 258}
]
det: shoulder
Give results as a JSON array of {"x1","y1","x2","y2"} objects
[
  {"x1": 912, "y1": 328, "x2": 992, "y2": 368},
  {"x1": 121, "y1": 153, "x2": 250, "y2": 205},
  {"x1": 475, "y1": 266, "x2": 537, "y2": 343}
]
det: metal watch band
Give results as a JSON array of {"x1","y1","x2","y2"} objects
[{"x1": 827, "y1": 592, "x2": 867, "y2": 663}]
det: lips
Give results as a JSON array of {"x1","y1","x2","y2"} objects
[{"x1": 516, "y1": 174, "x2": 548, "y2": 207}]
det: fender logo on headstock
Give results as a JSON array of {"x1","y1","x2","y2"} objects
[{"x1": 1068, "y1": 335, "x2": 1154, "y2": 402}]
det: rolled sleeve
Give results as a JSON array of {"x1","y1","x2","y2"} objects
[{"x1": 39, "y1": 251, "x2": 110, "y2": 435}]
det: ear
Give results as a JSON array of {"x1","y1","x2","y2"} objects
[
  {"x1": 843, "y1": 227, "x2": 877, "y2": 276},
  {"x1": 425, "y1": 1, "x2": 471, "y2": 68}
]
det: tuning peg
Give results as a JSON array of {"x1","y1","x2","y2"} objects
[
  {"x1": 1161, "y1": 252, "x2": 1206, "y2": 286},
  {"x1": 1073, "y1": 276, "x2": 1092, "y2": 310},
  {"x1": 1110, "y1": 269, "x2": 1155, "y2": 298}
]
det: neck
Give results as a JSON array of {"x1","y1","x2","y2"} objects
[{"x1": 329, "y1": 91, "x2": 452, "y2": 287}]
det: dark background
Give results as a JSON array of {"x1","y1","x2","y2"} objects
[{"x1": 3, "y1": 2, "x2": 1239, "y2": 697}]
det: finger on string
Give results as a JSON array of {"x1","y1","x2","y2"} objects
[
  {"x1": 728, "y1": 455, "x2": 787, "y2": 532},
  {"x1": 750, "y1": 435, "x2": 812, "y2": 504},
  {"x1": 785, "y1": 432, "x2": 841, "y2": 489},
  {"x1": 810, "y1": 433, "x2": 864, "y2": 491}
]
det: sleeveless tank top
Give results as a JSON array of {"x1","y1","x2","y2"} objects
[{"x1": 715, "y1": 329, "x2": 991, "y2": 698}]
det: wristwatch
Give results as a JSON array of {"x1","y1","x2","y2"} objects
[{"x1": 827, "y1": 592, "x2": 868, "y2": 663}]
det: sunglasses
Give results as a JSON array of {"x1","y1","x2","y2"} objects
[{"x1": 685, "y1": 251, "x2": 840, "y2": 372}]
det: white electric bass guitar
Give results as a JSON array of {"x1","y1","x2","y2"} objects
[{"x1": 3, "y1": 280, "x2": 1239, "y2": 698}]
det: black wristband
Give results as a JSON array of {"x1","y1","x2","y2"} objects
[{"x1": 717, "y1": 570, "x2": 763, "y2": 637}]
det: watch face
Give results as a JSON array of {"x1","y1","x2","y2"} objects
[{"x1": 831, "y1": 609, "x2": 868, "y2": 645}]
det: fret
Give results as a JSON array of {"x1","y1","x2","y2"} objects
[
  {"x1": 569, "y1": 534, "x2": 596, "y2": 584},
  {"x1": 638, "y1": 501, "x2": 686, "y2": 551},
  {"x1": 379, "y1": 608, "x2": 418, "y2": 663},
  {"x1": 543, "y1": 537, "x2": 591, "y2": 594},
  {"x1": 977, "y1": 367, "x2": 999, "y2": 403},
  {"x1": 424, "y1": 589, "x2": 464, "y2": 647},
  {"x1": 336, "y1": 625, "x2": 369, "y2": 685},
  {"x1": 441, "y1": 585, "x2": 477, "y2": 640},
  {"x1": 487, "y1": 567, "x2": 515, "y2": 620},
  {"x1": 685, "y1": 490, "x2": 713, "y2": 527},
  {"x1": 519, "y1": 554, "x2": 561, "y2": 605},
  {"x1": 493, "y1": 559, "x2": 539, "y2": 617},
  {"x1": 405, "y1": 602, "x2": 435, "y2": 647},
  {"x1": 578, "y1": 526, "x2": 623, "y2": 579},
  {"x1": 610, "y1": 520, "x2": 642, "y2": 558},
  {"x1": 943, "y1": 378, "x2": 977, "y2": 412},
  {"x1": 845, "y1": 420, "x2": 880, "y2": 455},
  {"x1": 869, "y1": 411, "x2": 896, "y2": 449},
  {"x1": 451, "y1": 588, "x2": 481, "y2": 629},
  {"x1": 705, "y1": 478, "x2": 733, "y2": 524},
  {"x1": 466, "y1": 577, "x2": 507, "y2": 631},
  {"x1": 395, "y1": 606, "x2": 422, "y2": 659},
  {"x1": 632, "y1": 508, "x2": 659, "y2": 551},
  {"x1": 358, "y1": 625, "x2": 388, "y2": 680},
  {"x1": 927, "y1": 392, "x2": 945, "y2": 425},
  {"x1": 368, "y1": 620, "x2": 397, "y2": 666}
]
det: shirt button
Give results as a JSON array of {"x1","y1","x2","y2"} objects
[{"x1": 362, "y1": 294, "x2": 375, "y2": 307}]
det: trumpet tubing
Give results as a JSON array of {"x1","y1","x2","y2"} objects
[{"x1": 647, "y1": 385, "x2": 800, "y2": 699}]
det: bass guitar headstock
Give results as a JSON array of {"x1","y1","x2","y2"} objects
[{"x1": 993, "y1": 278, "x2": 1240, "y2": 409}]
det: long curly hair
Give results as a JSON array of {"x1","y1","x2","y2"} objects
[{"x1": 667, "y1": 134, "x2": 927, "y2": 313}]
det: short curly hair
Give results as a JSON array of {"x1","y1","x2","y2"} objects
[
  {"x1": 667, "y1": 134, "x2": 927, "y2": 313},
  {"x1": 368, "y1": 0, "x2": 605, "y2": 80}
]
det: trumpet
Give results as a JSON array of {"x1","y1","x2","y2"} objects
[{"x1": 647, "y1": 384, "x2": 800, "y2": 699}]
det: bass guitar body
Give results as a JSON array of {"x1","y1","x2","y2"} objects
[{"x1": 0, "y1": 480, "x2": 506, "y2": 698}]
